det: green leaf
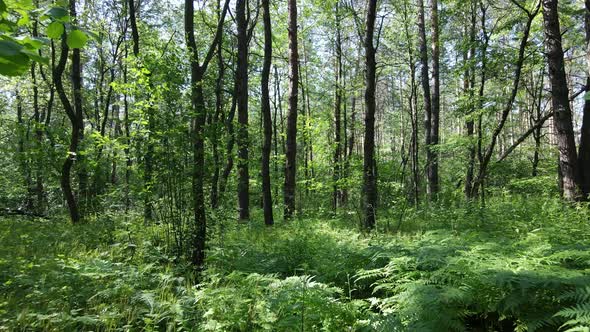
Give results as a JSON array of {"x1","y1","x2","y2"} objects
[
  {"x1": 46, "y1": 21, "x2": 64, "y2": 39},
  {"x1": 584, "y1": 91, "x2": 590, "y2": 101},
  {"x1": 0, "y1": 40, "x2": 22, "y2": 57},
  {"x1": 20, "y1": 49, "x2": 48, "y2": 65},
  {"x1": 17, "y1": 12, "x2": 29, "y2": 26},
  {"x1": 66, "y1": 29, "x2": 87, "y2": 48},
  {"x1": 0, "y1": 0, "x2": 6, "y2": 14},
  {"x1": 0, "y1": 48, "x2": 30, "y2": 76},
  {"x1": 47, "y1": 7, "x2": 68, "y2": 19}
]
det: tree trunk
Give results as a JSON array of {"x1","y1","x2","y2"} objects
[
  {"x1": 185, "y1": 0, "x2": 229, "y2": 266},
  {"x1": 471, "y1": 1, "x2": 538, "y2": 198},
  {"x1": 53, "y1": 31, "x2": 81, "y2": 224},
  {"x1": 236, "y1": 0, "x2": 250, "y2": 221},
  {"x1": 261, "y1": 0, "x2": 274, "y2": 225},
  {"x1": 363, "y1": 0, "x2": 377, "y2": 230},
  {"x1": 579, "y1": 0, "x2": 590, "y2": 198},
  {"x1": 70, "y1": 0, "x2": 87, "y2": 217},
  {"x1": 429, "y1": 0, "x2": 440, "y2": 199},
  {"x1": 542, "y1": 0, "x2": 581, "y2": 201},
  {"x1": 418, "y1": 0, "x2": 433, "y2": 200},
  {"x1": 284, "y1": 0, "x2": 299, "y2": 220},
  {"x1": 401, "y1": 0, "x2": 419, "y2": 207},
  {"x1": 464, "y1": 2, "x2": 476, "y2": 199},
  {"x1": 211, "y1": 0, "x2": 224, "y2": 209},
  {"x1": 333, "y1": 2, "x2": 343, "y2": 210}
]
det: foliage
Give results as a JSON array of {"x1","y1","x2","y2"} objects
[{"x1": 1, "y1": 196, "x2": 589, "y2": 331}]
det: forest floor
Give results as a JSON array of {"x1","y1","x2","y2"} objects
[{"x1": 1, "y1": 196, "x2": 589, "y2": 331}]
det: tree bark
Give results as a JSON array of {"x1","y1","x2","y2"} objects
[
  {"x1": 542, "y1": 0, "x2": 581, "y2": 201},
  {"x1": 211, "y1": 0, "x2": 224, "y2": 209},
  {"x1": 185, "y1": 0, "x2": 229, "y2": 266},
  {"x1": 261, "y1": 0, "x2": 274, "y2": 225},
  {"x1": 363, "y1": 0, "x2": 377, "y2": 229},
  {"x1": 236, "y1": 0, "x2": 250, "y2": 221},
  {"x1": 53, "y1": 31, "x2": 81, "y2": 224},
  {"x1": 428, "y1": 0, "x2": 440, "y2": 199},
  {"x1": 333, "y1": 2, "x2": 343, "y2": 210},
  {"x1": 418, "y1": 0, "x2": 432, "y2": 200},
  {"x1": 464, "y1": 2, "x2": 476, "y2": 199},
  {"x1": 579, "y1": 0, "x2": 590, "y2": 198},
  {"x1": 284, "y1": 0, "x2": 299, "y2": 220}
]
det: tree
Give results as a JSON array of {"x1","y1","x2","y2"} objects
[
  {"x1": 52, "y1": 0, "x2": 85, "y2": 224},
  {"x1": 417, "y1": 0, "x2": 433, "y2": 201},
  {"x1": 579, "y1": 0, "x2": 590, "y2": 199},
  {"x1": 261, "y1": 0, "x2": 274, "y2": 225},
  {"x1": 428, "y1": 0, "x2": 440, "y2": 199},
  {"x1": 236, "y1": 0, "x2": 250, "y2": 221},
  {"x1": 363, "y1": 0, "x2": 377, "y2": 229},
  {"x1": 542, "y1": 0, "x2": 581, "y2": 201},
  {"x1": 284, "y1": 0, "x2": 299, "y2": 220},
  {"x1": 469, "y1": 0, "x2": 540, "y2": 199},
  {"x1": 184, "y1": 0, "x2": 230, "y2": 266},
  {"x1": 333, "y1": 2, "x2": 343, "y2": 210}
]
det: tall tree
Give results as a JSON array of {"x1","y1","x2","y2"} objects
[
  {"x1": 333, "y1": 2, "x2": 343, "y2": 210},
  {"x1": 428, "y1": 0, "x2": 440, "y2": 199},
  {"x1": 417, "y1": 0, "x2": 433, "y2": 201},
  {"x1": 128, "y1": 0, "x2": 154, "y2": 222},
  {"x1": 469, "y1": 0, "x2": 539, "y2": 199},
  {"x1": 236, "y1": 0, "x2": 250, "y2": 221},
  {"x1": 464, "y1": 1, "x2": 477, "y2": 198},
  {"x1": 184, "y1": 0, "x2": 230, "y2": 266},
  {"x1": 284, "y1": 0, "x2": 299, "y2": 220},
  {"x1": 542, "y1": 0, "x2": 581, "y2": 200},
  {"x1": 261, "y1": 0, "x2": 274, "y2": 225},
  {"x1": 52, "y1": 0, "x2": 84, "y2": 224},
  {"x1": 579, "y1": 0, "x2": 590, "y2": 198},
  {"x1": 70, "y1": 0, "x2": 88, "y2": 216},
  {"x1": 363, "y1": 0, "x2": 377, "y2": 229}
]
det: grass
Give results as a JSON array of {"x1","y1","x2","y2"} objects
[{"x1": 1, "y1": 195, "x2": 589, "y2": 331}]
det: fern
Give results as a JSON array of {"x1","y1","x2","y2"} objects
[{"x1": 555, "y1": 288, "x2": 590, "y2": 331}]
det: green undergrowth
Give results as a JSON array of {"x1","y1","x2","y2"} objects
[{"x1": 1, "y1": 196, "x2": 589, "y2": 331}]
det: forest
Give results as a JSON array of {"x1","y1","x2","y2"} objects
[{"x1": 0, "y1": 0, "x2": 589, "y2": 330}]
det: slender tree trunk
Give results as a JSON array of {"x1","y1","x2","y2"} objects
[
  {"x1": 211, "y1": 0, "x2": 224, "y2": 209},
  {"x1": 273, "y1": 68, "x2": 280, "y2": 200},
  {"x1": 579, "y1": 0, "x2": 590, "y2": 198},
  {"x1": 185, "y1": 0, "x2": 229, "y2": 266},
  {"x1": 236, "y1": 0, "x2": 250, "y2": 221},
  {"x1": 284, "y1": 0, "x2": 299, "y2": 220},
  {"x1": 542, "y1": 0, "x2": 581, "y2": 201},
  {"x1": 185, "y1": 0, "x2": 206, "y2": 267},
  {"x1": 471, "y1": 1, "x2": 538, "y2": 198},
  {"x1": 418, "y1": 0, "x2": 433, "y2": 201},
  {"x1": 123, "y1": 48, "x2": 132, "y2": 211},
  {"x1": 31, "y1": 19, "x2": 46, "y2": 214},
  {"x1": 31, "y1": 63, "x2": 46, "y2": 214},
  {"x1": 261, "y1": 0, "x2": 274, "y2": 225},
  {"x1": 333, "y1": 2, "x2": 343, "y2": 210},
  {"x1": 464, "y1": 3, "x2": 476, "y2": 199},
  {"x1": 69, "y1": 0, "x2": 88, "y2": 217},
  {"x1": 429, "y1": 0, "x2": 440, "y2": 199},
  {"x1": 54, "y1": 31, "x2": 81, "y2": 224},
  {"x1": 128, "y1": 0, "x2": 139, "y2": 56},
  {"x1": 532, "y1": 69, "x2": 545, "y2": 177},
  {"x1": 402, "y1": 0, "x2": 419, "y2": 206},
  {"x1": 363, "y1": 0, "x2": 377, "y2": 230},
  {"x1": 220, "y1": 95, "x2": 237, "y2": 198}
]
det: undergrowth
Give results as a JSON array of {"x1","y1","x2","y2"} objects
[{"x1": 1, "y1": 196, "x2": 589, "y2": 331}]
